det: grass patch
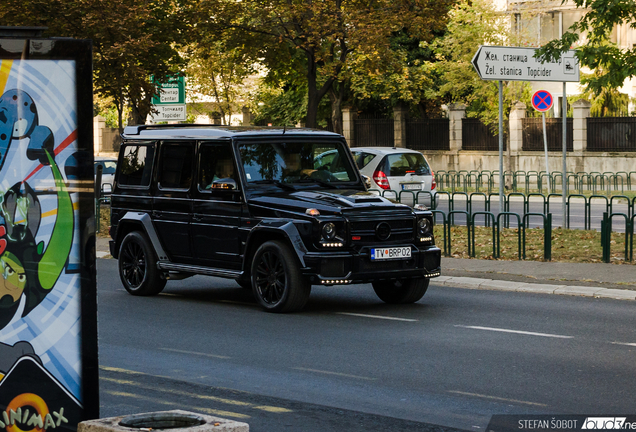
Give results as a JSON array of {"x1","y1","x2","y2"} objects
[{"x1": 434, "y1": 225, "x2": 633, "y2": 265}]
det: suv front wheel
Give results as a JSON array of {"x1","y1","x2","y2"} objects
[
  {"x1": 251, "y1": 240, "x2": 311, "y2": 312},
  {"x1": 372, "y1": 278, "x2": 429, "y2": 304},
  {"x1": 119, "y1": 231, "x2": 167, "y2": 296}
]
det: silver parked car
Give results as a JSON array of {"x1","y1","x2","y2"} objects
[
  {"x1": 351, "y1": 147, "x2": 436, "y2": 206},
  {"x1": 94, "y1": 156, "x2": 117, "y2": 194}
]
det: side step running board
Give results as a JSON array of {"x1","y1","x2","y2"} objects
[{"x1": 157, "y1": 261, "x2": 243, "y2": 279}]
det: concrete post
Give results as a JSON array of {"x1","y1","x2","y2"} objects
[
  {"x1": 393, "y1": 102, "x2": 408, "y2": 148},
  {"x1": 241, "y1": 106, "x2": 252, "y2": 126},
  {"x1": 93, "y1": 115, "x2": 106, "y2": 153},
  {"x1": 509, "y1": 101, "x2": 526, "y2": 153},
  {"x1": 342, "y1": 106, "x2": 357, "y2": 147},
  {"x1": 573, "y1": 99, "x2": 591, "y2": 154},
  {"x1": 212, "y1": 112, "x2": 222, "y2": 125},
  {"x1": 448, "y1": 103, "x2": 466, "y2": 152}
]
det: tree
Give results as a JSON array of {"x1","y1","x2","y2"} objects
[
  {"x1": 196, "y1": 0, "x2": 453, "y2": 128},
  {"x1": 432, "y1": 0, "x2": 533, "y2": 127},
  {"x1": 186, "y1": 41, "x2": 257, "y2": 125},
  {"x1": 0, "y1": 0, "x2": 189, "y2": 130},
  {"x1": 537, "y1": 0, "x2": 636, "y2": 95}
]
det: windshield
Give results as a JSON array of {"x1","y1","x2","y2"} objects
[{"x1": 239, "y1": 141, "x2": 358, "y2": 185}]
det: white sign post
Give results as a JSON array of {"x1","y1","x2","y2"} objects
[{"x1": 472, "y1": 46, "x2": 579, "y2": 227}]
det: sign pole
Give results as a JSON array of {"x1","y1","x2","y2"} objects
[
  {"x1": 542, "y1": 112, "x2": 550, "y2": 193},
  {"x1": 532, "y1": 89, "x2": 554, "y2": 194},
  {"x1": 499, "y1": 80, "x2": 504, "y2": 214},
  {"x1": 562, "y1": 82, "x2": 567, "y2": 228}
]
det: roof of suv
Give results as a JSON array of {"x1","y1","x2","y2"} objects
[
  {"x1": 122, "y1": 125, "x2": 342, "y2": 140},
  {"x1": 352, "y1": 147, "x2": 423, "y2": 156}
]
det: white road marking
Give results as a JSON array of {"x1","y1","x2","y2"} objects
[
  {"x1": 293, "y1": 367, "x2": 376, "y2": 381},
  {"x1": 611, "y1": 341, "x2": 636, "y2": 347},
  {"x1": 336, "y1": 312, "x2": 417, "y2": 322},
  {"x1": 159, "y1": 348, "x2": 231, "y2": 359},
  {"x1": 455, "y1": 325, "x2": 573, "y2": 339},
  {"x1": 448, "y1": 390, "x2": 547, "y2": 407}
]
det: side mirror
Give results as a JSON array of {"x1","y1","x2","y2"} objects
[
  {"x1": 361, "y1": 175, "x2": 371, "y2": 189},
  {"x1": 211, "y1": 178, "x2": 237, "y2": 190}
]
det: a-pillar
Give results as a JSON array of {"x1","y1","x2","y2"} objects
[
  {"x1": 572, "y1": 99, "x2": 591, "y2": 154},
  {"x1": 342, "y1": 106, "x2": 357, "y2": 147},
  {"x1": 509, "y1": 101, "x2": 526, "y2": 154},
  {"x1": 393, "y1": 102, "x2": 408, "y2": 148}
]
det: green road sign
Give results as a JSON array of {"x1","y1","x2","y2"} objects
[{"x1": 152, "y1": 75, "x2": 185, "y2": 105}]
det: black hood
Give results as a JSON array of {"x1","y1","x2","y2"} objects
[{"x1": 248, "y1": 188, "x2": 413, "y2": 216}]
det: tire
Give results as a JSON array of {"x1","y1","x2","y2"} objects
[
  {"x1": 372, "y1": 278, "x2": 429, "y2": 304},
  {"x1": 118, "y1": 231, "x2": 166, "y2": 296},
  {"x1": 251, "y1": 240, "x2": 311, "y2": 312}
]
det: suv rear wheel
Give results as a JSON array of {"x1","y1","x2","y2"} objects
[
  {"x1": 251, "y1": 240, "x2": 311, "y2": 312},
  {"x1": 119, "y1": 231, "x2": 166, "y2": 296},
  {"x1": 372, "y1": 278, "x2": 429, "y2": 304}
]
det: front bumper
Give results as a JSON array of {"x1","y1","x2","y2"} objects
[{"x1": 302, "y1": 245, "x2": 441, "y2": 285}]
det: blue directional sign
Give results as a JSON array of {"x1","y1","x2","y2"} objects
[{"x1": 532, "y1": 90, "x2": 553, "y2": 112}]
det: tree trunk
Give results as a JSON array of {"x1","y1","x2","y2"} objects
[
  {"x1": 306, "y1": 56, "x2": 319, "y2": 128},
  {"x1": 328, "y1": 84, "x2": 344, "y2": 135}
]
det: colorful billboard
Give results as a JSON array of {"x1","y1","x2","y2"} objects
[{"x1": 0, "y1": 38, "x2": 98, "y2": 430}]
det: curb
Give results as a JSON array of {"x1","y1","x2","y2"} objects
[{"x1": 432, "y1": 276, "x2": 636, "y2": 300}]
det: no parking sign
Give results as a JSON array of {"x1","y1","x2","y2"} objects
[{"x1": 532, "y1": 90, "x2": 554, "y2": 112}]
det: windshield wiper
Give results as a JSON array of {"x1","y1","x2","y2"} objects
[{"x1": 250, "y1": 179, "x2": 296, "y2": 191}]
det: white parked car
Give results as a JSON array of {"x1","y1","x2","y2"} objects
[
  {"x1": 351, "y1": 147, "x2": 436, "y2": 206},
  {"x1": 94, "y1": 156, "x2": 117, "y2": 194}
]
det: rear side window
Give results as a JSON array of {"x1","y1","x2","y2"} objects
[
  {"x1": 385, "y1": 153, "x2": 430, "y2": 176},
  {"x1": 351, "y1": 151, "x2": 376, "y2": 169},
  {"x1": 118, "y1": 144, "x2": 155, "y2": 187},
  {"x1": 159, "y1": 142, "x2": 195, "y2": 189}
]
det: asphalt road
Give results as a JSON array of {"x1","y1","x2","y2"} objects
[{"x1": 97, "y1": 259, "x2": 636, "y2": 431}]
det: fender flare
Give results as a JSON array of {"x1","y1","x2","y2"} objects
[
  {"x1": 243, "y1": 220, "x2": 311, "y2": 272},
  {"x1": 116, "y1": 212, "x2": 169, "y2": 261}
]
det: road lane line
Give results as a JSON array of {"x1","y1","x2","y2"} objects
[
  {"x1": 104, "y1": 390, "x2": 251, "y2": 419},
  {"x1": 448, "y1": 390, "x2": 547, "y2": 407},
  {"x1": 100, "y1": 368, "x2": 292, "y2": 413},
  {"x1": 455, "y1": 325, "x2": 573, "y2": 339},
  {"x1": 336, "y1": 312, "x2": 417, "y2": 322},
  {"x1": 293, "y1": 367, "x2": 376, "y2": 381},
  {"x1": 159, "y1": 347, "x2": 231, "y2": 359},
  {"x1": 611, "y1": 341, "x2": 636, "y2": 347}
]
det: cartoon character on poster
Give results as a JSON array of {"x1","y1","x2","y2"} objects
[{"x1": 0, "y1": 60, "x2": 84, "y2": 430}]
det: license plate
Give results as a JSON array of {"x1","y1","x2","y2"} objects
[
  {"x1": 401, "y1": 183, "x2": 422, "y2": 190},
  {"x1": 371, "y1": 247, "x2": 412, "y2": 260}
]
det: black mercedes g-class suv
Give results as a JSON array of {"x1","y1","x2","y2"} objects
[{"x1": 109, "y1": 125, "x2": 441, "y2": 312}]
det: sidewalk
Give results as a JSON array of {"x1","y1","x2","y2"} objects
[{"x1": 96, "y1": 237, "x2": 636, "y2": 300}]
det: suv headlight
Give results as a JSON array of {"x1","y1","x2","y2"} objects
[
  {"x1": 320, "y1": 221, "x2": 344, "y2": 247},
  {"x1": 417, "y1": 218, "x2": 432, "y2": 236},
  {"x1": 322, "y1": 222, "x2": 336, "y2": 240},
  {"x1": 417, "y1": 217, "x2": 434, "y2": 243}
]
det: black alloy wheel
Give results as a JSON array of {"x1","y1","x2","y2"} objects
[
  {"x1": 251, "y1": 240, "x2": 311, "y2": 312},
  {"x1": 118, "y1": 231, "x2": 166, "y2": 296}
]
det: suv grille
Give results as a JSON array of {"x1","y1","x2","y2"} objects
[{"x1": 347, "y1": 213, "x2": 415, "y2": 244}]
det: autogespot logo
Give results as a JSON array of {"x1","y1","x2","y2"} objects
[{"x1": 582, "y1": 418, "x2": 629, "y2": 429}]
